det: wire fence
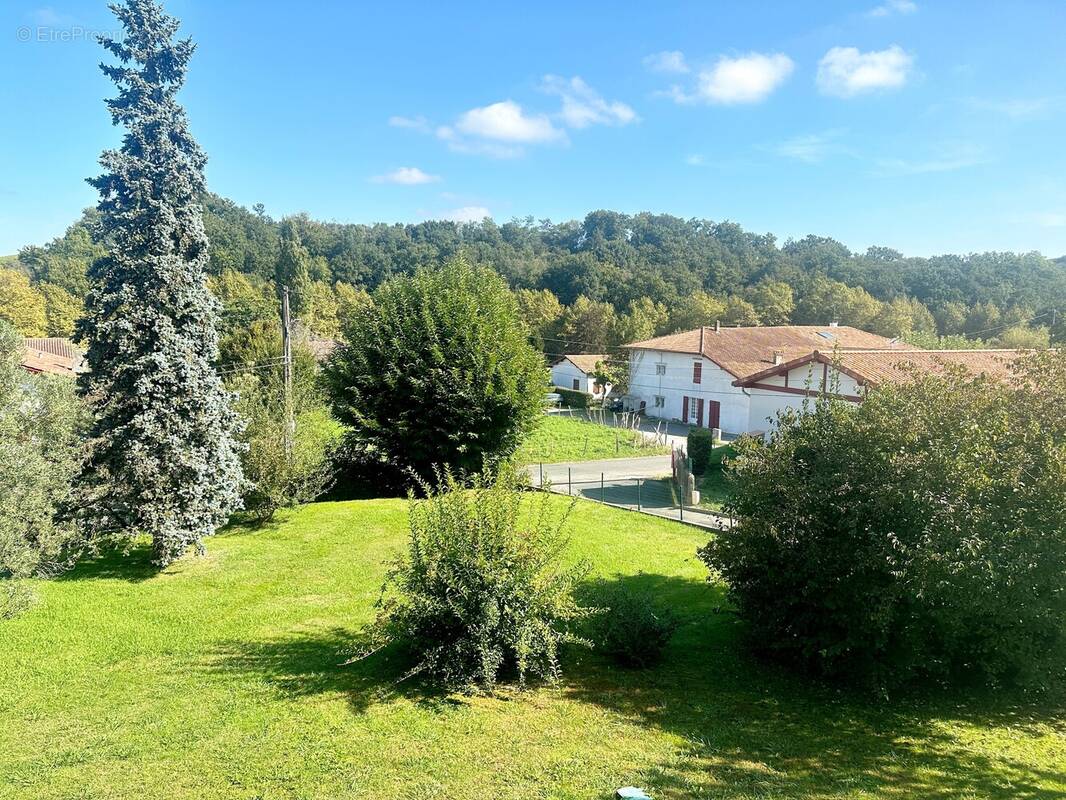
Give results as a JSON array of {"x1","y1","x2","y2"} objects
[{"x1": 529, "y1": 462, "x2": 730, "y2": 531}]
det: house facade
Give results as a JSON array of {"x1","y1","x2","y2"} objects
[
  {"x1": 624, "y1": 324, "x2": 905, "y2": 435},
  {"x1": 550, "y1": 354, "x2": 612, "y2": 398},
  {"x1": 734, "y1": 348, "x2": 1026, "y2": 430}
]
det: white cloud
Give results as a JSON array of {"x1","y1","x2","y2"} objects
[
  {"x1": 370, "y1": 167, "x2": 440, "y2": 185},
  {"x1": 776, "y1": 131, "x2": 844, "y2": 163},
  {"x1": 679, "y1": 53, "x2": 794, "y2": 105},
  {"x1": 873, "y1": 143, "x2": 987, "y2": 175},
  {"x1": 442, "y1": 206, "x2": 491, "y2": 223},
  {"x1": 967, "y1": 96, "x2": 1056, "y2": 119},
  {"x1": 388, "y1": 115, "x2": 430, "y2": 133},
  {"x1": 453, "y1": 100, "x2": 563, "y2": 143},
  {"x1": 685, "y1": 154, "x2": 707, "y2": 166},
  {"x1": 643, "y1": 50, "x2": 689, "y2": 74},
  {"x1": 541, "y1": 75, "x2": 638, "y2": 129},
  {"x1": 868, "y1": 0, "x2": 917, "y2": 17},
  {"x1": 1034, "y1": 211, "x2": 1066, "y2": 228},
  {"x1": 817, "y1": 45, "x2": 913, "y2": 97}
]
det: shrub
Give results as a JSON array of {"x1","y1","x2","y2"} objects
[
  {"x1": 687, "y1": 428, "x2": 715, "y2": 474},
  {"x1": 232, "y1": 353, "x2": 341, "y2": 523},
  {"x1": 700, "y1": 354, "x2": 1066, "y2": 691},
  {"x1": 365, "y1": 465, "x2": 589, "y2": 692},
  {"x1": 553, "y1": 385, "x2": 591, "y2": 408},
  {"x1": 0, "y1": 322, "x2": 86, "y2": 616},
  {"x1": 707, "y1": 442, "x2": 738, "y2": 468},
  {"x1": 323, "y1": 256, "x2": 546, "y2": 487},
  {"x1": 586, "y1": 581, "x2": 678, "y2": 668}
]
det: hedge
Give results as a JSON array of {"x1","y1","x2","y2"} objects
[{"x1": 553, "y1": 386, "x2": 591, "y2": 408}]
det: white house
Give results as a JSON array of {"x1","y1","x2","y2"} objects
[
  {"x1": 623, "y1": 324, "x2": 905, "y2": 435},
  {"x1": 733, "y1": 347, "x2": 1027, "y2": 430},
  {"x1": 550, "y1": 354, "x2": 612, "y2": 398}
]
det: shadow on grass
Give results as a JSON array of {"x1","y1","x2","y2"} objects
[
  {"x1": 564, "y1": 572, "x2": 1066, "y2": 800},
  {"x1": 56, "y1": 543, "x2": 159, "y2": 583},
  {"x1": 204, "y1": 626, "x2": 455, "y2": 714}
]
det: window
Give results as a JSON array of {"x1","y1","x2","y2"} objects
[
  {"x1": 572, "y1": 378, "x2": 580, "y2": 390},
  {"x1": 692, "y1": 361, "x2": 702, "y2": 384},
  {"x1": 654, "y1": 395, "x2": 665, "y2": 408},
  {"x1": 656, "y1": 363, "x2": 666, "y2": 375}
]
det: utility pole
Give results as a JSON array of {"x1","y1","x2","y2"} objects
[{"x1": 281, "y1": 284, "x2": 294, "y2": 458}]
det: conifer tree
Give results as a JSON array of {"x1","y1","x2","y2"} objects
[
  {"x1": 76, "y1": 0, "x2": 243, "y2": 566},
  {"x1": 275, "y1": 220, "x2": 312, "y2": 317}
]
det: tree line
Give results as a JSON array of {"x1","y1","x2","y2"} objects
[{"x1": 4, "y1": 198, "x2": 1064, "y2": 351}]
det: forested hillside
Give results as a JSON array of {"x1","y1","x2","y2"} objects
[{"x1": 4, "y1": 194, "x2": 1064, "y2": 352}]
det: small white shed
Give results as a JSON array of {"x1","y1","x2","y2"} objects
[{"x1": 550, "y1": 354, "x2": 611, "y2": 398}]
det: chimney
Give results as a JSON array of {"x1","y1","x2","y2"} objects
[
  {"x1": 772, "y1": 350, "x2": 784, "y2": 366},
  {"x1": 699, "y1": 326, "x2": 705, "y2": 354},
  {"x1": 714, "y1": 319, "x2": 721, "y2": 333}
]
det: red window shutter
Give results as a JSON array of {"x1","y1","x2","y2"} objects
[
  {"x1": 693, "y1": 361, "x2": 702, "y2": 384},
  {"x1": 709, "y1": 400, "x2": 721, "y2": 430},
  {"x1": 697, "y1": 398, "x2": 704, "y2": 427},
  {"x1": 682, "y1": 395, "x2": 689, "y2": 421}
]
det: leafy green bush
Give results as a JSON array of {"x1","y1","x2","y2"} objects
[
  {"x1": 232, "y1": 353, "x2": 342, "y2": 524},
  {"x1": 552, "y1": 385, "x2": 590, "y2": 408},
  {"x1": 0, "y1": 322, "x2": 86, "y2": 616},
  {"x1": 324, "y1": 256, "x2": 546, "y2": 487},
  {"x1": 586, "y1": 581, "x2": 678, "y2": 668},
  {"x1": 707, "y1": 442, "x2": 738, "y2": 468},
  {"x1": 700, "y1": 354, "x2": 1066, "y2": 691},
  {"x1": 687, "y1": 428, "x2": 715, "y2": 474},
  {"x1": 365, "y1": 465, "x2": 589, "y2": 691}
]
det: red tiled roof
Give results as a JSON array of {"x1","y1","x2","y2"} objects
[
  {"x1": 560, "y1": 354, "x2": 608, "y2": 374},
  {"x1": 733, "y1": 348, "x2": 1032, "y2": 388},
  {"x1": 22, "y1": 337, "x2": 80, "y2": 360},
  {"x1": 625, "y1": 325, "x2": 905, "y2": 377},
  {"x1": 20, "y1": 338, "x2": 85, "y2": 378}
]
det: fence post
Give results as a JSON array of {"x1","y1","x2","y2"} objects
[
  {"x1": 539, "y1": 462, "x2": 543, "y2": 488},
  {"x1": 637, "y1": 478, "x2": 641, "y2": 512},
  {"x1": 568, "y1": 467, "x2": 572, "y2": 496},
  {"x1": 601, "y1": 473, "x2": 605, "y2": 504},
  {"x1": 679, "y1": 483, "x2": 684, "y2": 522}
]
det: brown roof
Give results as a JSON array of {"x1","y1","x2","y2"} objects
[
  {"x1": 734, "y1": 349, "x2": 1031, "y2": 388},
  {"x1": 20, "y1": 338, "x2": 85, "y2": 378},
  {"x1": 22, "y1": 337, "x2": 80, "y2": 360},
  {"x1": 625, "y1": 325, "x2": 904, "y2": 378},
  {"x1": 560, "y1": 354, "x2": 608, "y2": 374}
]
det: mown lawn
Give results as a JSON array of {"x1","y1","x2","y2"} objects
[
  {"x1": 1, "y1": 498, "x2": 1064, "y2": 799},
  {"x1": 518, "y1": 413, "x2": 670, "y2": 463},
  {"x1": 698, "y1": 468, "x2": 732, "y2": 512}
]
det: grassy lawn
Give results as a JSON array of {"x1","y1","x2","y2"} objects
[
  {"x1": 2, "y1": 498, "x2": 1065, "y2": 800},
  {"x1": 517, "y1": 413, "x2": 670, "y2": 464},
  {"x1": 698, "y1": 468, "x2": 733, "y2": 512}
]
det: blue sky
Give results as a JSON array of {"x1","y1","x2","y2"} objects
[{"x1": 2, "y1": 0, "x2": 1066, "y2": 257}]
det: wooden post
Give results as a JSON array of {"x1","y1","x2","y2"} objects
[{"x1": 281, "y1": 285, "x2": 294, "y2": 458}]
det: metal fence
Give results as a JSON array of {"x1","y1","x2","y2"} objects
[{"x1": 529, "y1": 464, "x2": 729, "y2": 530}]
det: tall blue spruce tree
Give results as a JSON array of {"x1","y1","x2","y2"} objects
[{"x1": 76, "y1": 0, "x2": 243, "y2": 565}]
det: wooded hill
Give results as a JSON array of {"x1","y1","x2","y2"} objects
[{"x1": 6, "y1": 194, "x2": 1065, "y2": 349}]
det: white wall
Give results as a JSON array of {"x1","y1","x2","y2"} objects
[
  {"x1": 627, "y1": 349, "x2": 750, "y2": 434},
  {"x1": 550, "y1": 360, "x2": 610, "y2": 398},
  {"x1": 745, "y1": 362, "x2": 863, "y2": 431}
]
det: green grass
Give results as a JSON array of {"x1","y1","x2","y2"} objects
[
  {"x1": 518, "y1": 413, "x2": 670, "y2": 463},
  {"x1": 2, "y1": 498, "x2": 1064, "y2": 799},
  {"x1": 698, "y1": 468, "x2": 733, "y2": 512}
]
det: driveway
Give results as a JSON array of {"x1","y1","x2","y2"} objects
[{"x1": 527, "y1": 454, "x2": 729, "y2": 531}]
